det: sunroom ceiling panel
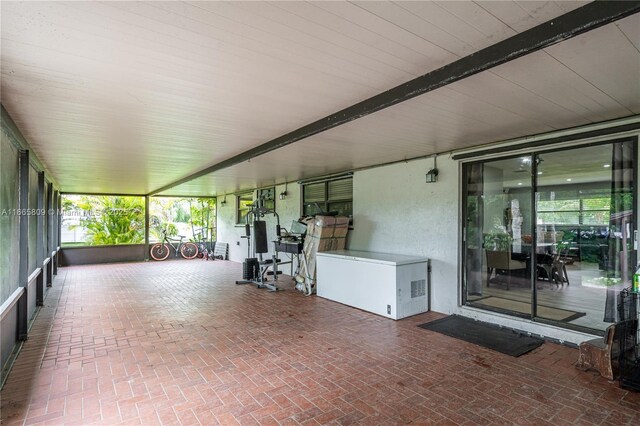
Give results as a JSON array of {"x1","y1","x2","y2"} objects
[
  {"x1": 617, "y1": 15, "x2": 640, "y2": 51},
  {"x1": 543, "y1": 13, "x2": 640, "y2": 114},
  {"x1": 160, "y1": 13, "x2": 640, "y2": 198},
  {"x1": 1, "y1": 1, "x2": 636, "y2": 195},
  {"x1": 478, "y1": 1, "x2": 588, "y2": 32}
]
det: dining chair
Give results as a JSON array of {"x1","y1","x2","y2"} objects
[{"x1": 486, "y1": 250, "x2": 527, "y2": 290}]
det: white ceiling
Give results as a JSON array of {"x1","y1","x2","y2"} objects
[
  {"x1": 487, "y1": 144, "x2": 616, "y2": 189},
  {"x1": 1, "y1": 1, "x2": 638, "y2": 196}
]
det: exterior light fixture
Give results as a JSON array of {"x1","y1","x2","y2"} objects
[
  {"x1": 426, "y1": 155, "x2": 438, "y2": 183},
  {"x1": 220, "y1": 195, "x2": 227, "y2": 206},
  {"x1": 279, "y1": 182, "x2": 288, "y2": 200}
]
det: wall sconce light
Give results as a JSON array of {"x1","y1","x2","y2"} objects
[
  {"x1": 279, "y1": 182, "x2": 288, "y2": 200},
  {"x1": 220, "y1": 195, "x2": 227, "y2": 206},
  {"x1": 425, "y1": 156, "x2": 438, "y2": 183}
]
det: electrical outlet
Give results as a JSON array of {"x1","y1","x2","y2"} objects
[
  {"x1": 236, "y1": 241, "x2": 240, "y2": 245},
  {"x1": 387, "y1": 305, "x2": 391, "y2": 315}
]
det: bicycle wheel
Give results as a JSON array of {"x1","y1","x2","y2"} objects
[
  {"x1": 150, "y1": 243, "x2": 170, "y2": 261},
  {"x1": 181, "y1": 242, "x2": 198, "y2": 260},
  {"x1": 196, "y1": 242, "x2": 206, "y2": 259}
]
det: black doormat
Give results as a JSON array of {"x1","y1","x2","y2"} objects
[{"x1": 418, "y1": 315, "x2": 544, "y2": 357}]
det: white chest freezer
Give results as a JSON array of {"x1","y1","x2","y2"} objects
[{"x1": 316, "y1": 250, "x2": 430, "y2": 320}]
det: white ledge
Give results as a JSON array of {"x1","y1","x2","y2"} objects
[
  {"x1": 0, "y1": 287, "x2": 25, "y2": 321},
  {"x1": 28, "y1": 268, "x2": 41, "y2": 284}
]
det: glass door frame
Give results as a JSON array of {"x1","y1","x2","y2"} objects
[
  {"x1": 461, "y1": 136, "x2": 638, "y2": 335},
  {"x1": 461, "y1": 152, "x2": 537, "y2": 321}
]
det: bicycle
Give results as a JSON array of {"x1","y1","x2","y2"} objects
[
  {"x1": 194, "y1": 227, "x2": 212, "y2": 260},
  {"x1": 150, "y1": 229, "x2": 198, "y2": 261}
]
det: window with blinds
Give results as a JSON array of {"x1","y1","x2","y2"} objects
[
  {"x1": 236, "y1": 192, "x2": 254, "y2": 225},
  {"x1": 302, "y1": 177, "x2": 353, "y2": 221},
  {"x1": 257, "y1": 187, "x2": 275, "y2": 211},
  {"x1": 537, "y1": 196, "x2": 610, "y2": 226}
]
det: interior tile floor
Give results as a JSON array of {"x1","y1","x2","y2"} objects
[
  {"x1": 1, "y1": 260, "x2": 639, "y2": 425},
  {"x1": 468, "y1": 262, "x2": 617, "y2": 331}
]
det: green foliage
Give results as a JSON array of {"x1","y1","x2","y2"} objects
[
  {"x1": 483, "y1": 231, "x2": 513, "y2": 251},
  {"x1": 586, "y1": 277, "x2": 622, "y2": 288},
  {"x1": 61, "y1": 196, "x2": 74, "y2": 211},
  {"x1": 149, "y1": 219, "x2": 178, "y2": 240},
  {"x1": 72, "y1": 196, "x2": 144, "y2": 245},
  {"x1": 149, "y1": 197, "x2": 180, "y2": 241},
  {"x1": 189, "y1": 198, "x2": 217, "y2": 241},
  {"x1": 148, "y1": 197, "x2": 216, "y2": 242},
  {"x1": 555, "y1": 240, "x2": 571, "y2": 252},
  {"x1": 64, "y1": 195, "x2": 216, "y2": 246},
  {"x1": 174, "y1": 203, "x2": 190, "y2": 223}
]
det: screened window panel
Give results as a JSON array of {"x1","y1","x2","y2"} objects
[
  {"x1": 237, "y1": 193, "x2": 253, "y2": 224},
  {"x1": 238, "y1": 210, "x2": 249, "y2": 224},
  {"x1": 302, "y1": 177, "x2": 353, "y2": 221},
  {"x1": 28, "y1": 166, "x2": 38, "y2": 274},
  {"x1": 53, "y1": 191, "x2": 59, "y2": 250},
  {"x1": 258, "y1": 188, "x2": 274, "y2": 200},
  {"x1": 1, "y1": 135, "x2": 21, "y2": 303},
  {"x1": 328, "y1": 179, "x2": 352, "y2": 200},
  {"x1": 59, "y1": 195, "x2": 145, "y2": 246},
  {"x1": 257, "y1": 188, "x2": 275, "y2": 211},
  {"x1": 44, "y1": 183, "x2": 49, "y2": 256}
]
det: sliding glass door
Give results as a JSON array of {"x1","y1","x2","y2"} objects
[
  {"x1": 463, "y1": 138, "x2": 637, "y2": 333},
  {"x1": 534, "y1": 141, "x2": 636, "y2": 330},
  {"x1": 464, "y1": 156, "x2": 533, "y2": 318}
]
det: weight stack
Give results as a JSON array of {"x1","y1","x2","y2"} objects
[
  {"x1": 253, "y1": 220, "x2": 269, "y2": 254},
  {"x1": 243, "y1": 258, "x2": 258, "y2": 280}
]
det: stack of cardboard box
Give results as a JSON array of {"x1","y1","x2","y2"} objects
[{"x1": 295, "y1": 215, "x2": 349, "y2": 295}]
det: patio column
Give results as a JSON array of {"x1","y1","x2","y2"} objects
[
  {"x1": 17, "y1": 150, "x2": 29, "y2": 340},
  {"x1": 144, "y1": 196, "x2": 149, "y2": 261}
]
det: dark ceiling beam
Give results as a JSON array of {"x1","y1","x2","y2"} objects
[{"x1": 149, "y1": 1, "x2": 640, "y2": 196}]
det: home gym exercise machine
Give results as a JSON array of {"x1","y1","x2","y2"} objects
[{"x1": 235, "y1": 197, "x2": 288, "y2": 291}]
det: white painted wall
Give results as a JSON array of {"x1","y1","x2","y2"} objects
[
  {"x1": 347, "y1": 154, "x2": 608, "y2": 345},
  {"x1": 215, "y1": 158, "x2": 602, "y2": 344},
  {"x1": 349, "y1": 156, "x2": 459, "y2": 314},
  {"x1": 215, "y1": 127, "x2": 640, "y2": 345}
]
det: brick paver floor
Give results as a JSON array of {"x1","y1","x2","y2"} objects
[{"x1": 1, "y1": 260, "x2": 639, "y2": 425}]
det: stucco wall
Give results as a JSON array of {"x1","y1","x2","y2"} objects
[
  {"x1": 349, "y1": 157, "x2": 459, "y2": 314},
  {"x1": 347, "y1": 156, "x2": 603, "y2": 344},
  {"x1": 215, "y1": 157, "x2": 461, "y2": 316},
  {"x1": 213, "y1": 158, "x2": 599, "y2": 344},
  {"x1": 214, "y1": 130, "x2": 640, "y2": 345}
]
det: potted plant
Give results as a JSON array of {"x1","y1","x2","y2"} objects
[{"x1": 483, "y1": 231, "x2": 513, "y2": 251}]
